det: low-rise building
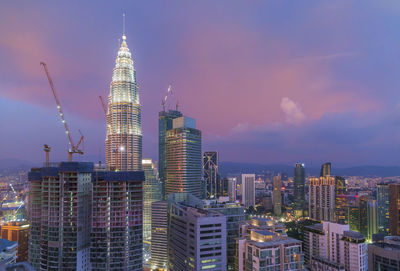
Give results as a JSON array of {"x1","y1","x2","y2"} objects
[
  {"x1": 235, "y1": 218, "x2": 303, "y2": 271},
  {"x1": 304, "y1": 221, "x2": 367, "y2": 271}
]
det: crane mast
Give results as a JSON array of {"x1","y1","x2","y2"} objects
[{"x1": 40, "y1": 62, "x2": 84, "y2": 161}]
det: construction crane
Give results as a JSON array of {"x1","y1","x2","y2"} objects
[
  {"x1": 40, "y1": 62, "x2": 84, "y2": 162},
  {"x1": 99, "y1": 96, "x2": 107, "y2": 116},
  {"x1": 161, "y1": 85, "x2": 172, "y2": 111},
  {"x1": 44, "y1": 144, "x2": 51, "y2": 167}
]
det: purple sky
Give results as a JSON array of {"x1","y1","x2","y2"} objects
[{"x1": 1, "y1": 1, "x2": 400, "y2": 167}]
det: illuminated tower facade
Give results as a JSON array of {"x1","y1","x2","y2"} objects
[{"x1": 105, "y1": 34, "x2": 142, "y2": 171}]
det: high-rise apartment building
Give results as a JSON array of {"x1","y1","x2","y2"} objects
[
  {"x1": 294, "y1": 163, "x2": 305, "y2": 217},
  {"x1": 368, "y1": 236, "x2": 400, "y2": 271},
  {"x1": 150, "y1": 201, "x2": 168, "y2": 271},
  {"x1": 203, "y1": 151, "x2": 220, "y2": 199},
  {"x1": 273, "y1": 175, "x2": 282, "y2": 216},
  {"x1": 28, "y1": 162, "x2": 93, "y2": 271},
  {"x1": 303, "y1": 221, "x2": 367, "y2": 271},
  {"x1": 165, "y1": 116, "x2": 202, "y2": 198},
  {"x1": 1, "y1": 222, "x2": 29, "y2": 262},
  {"x1": 377, "y1": 182, "x2": 390, "y2": 234},
  {"x1": 167, "y1": 194, "x2": 227, "y2": 271},
  {"x1": 91, "y1": 170, "x2": 144, "y2": 271},
  {"x1": 241, "y1": 174, "x2": 255, "y2": 208},
  {"x1": 142, "y1": 159, "x2": 162, "y2": 243},
  {"x1": 235, "y1": 218, "x2": 304, "y2": 271},
  {"x1": 158, "y1": 110, "x2": 182, "y2": 197},
  {"x1": 105, "y1": 33, "x2": 142, "y2": 171},
  {"x1": 320, "y1": 162, "x2": 331, "y2": 177},
  {"x1": 28, "y1": 162, "x2": 145, "y2": 271},
  {"x1": 389, "y1": 183, "x2": 400, "y2": 236},
  {"x1": 309, "y1": 176, "x2": 336, "y2": 221}
]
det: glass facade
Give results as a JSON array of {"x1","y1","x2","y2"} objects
[
  {"x1": 377, "y1": 183, "x2": 390, "y2": 234},
  {"x1": 165, "y1": 118, "x2": 202, "y2": 198},
  {"x1": 158, "y1": 110, "x2": 182, "y2": 198}
]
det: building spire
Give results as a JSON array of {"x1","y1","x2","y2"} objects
[{"x1": 122, "y1": 13, "x2": 126, "y2": 40}]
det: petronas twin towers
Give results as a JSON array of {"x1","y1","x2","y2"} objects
[{"x1": 105, "y1": 34, "x2": 142, "y2": 171}]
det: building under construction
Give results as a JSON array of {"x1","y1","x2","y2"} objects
[{"x1": 28, "y1": 162, "x2": 144, "y2": 271}]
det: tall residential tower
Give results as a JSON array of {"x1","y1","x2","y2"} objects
[{"x1": 105, "y1": 34, "x2": 142, "y2": 171}]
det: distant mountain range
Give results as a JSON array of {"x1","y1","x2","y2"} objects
[
  {"x1": 1, "y1": 159, "x2": 400, "y2": 177},
  {"x1": 219, "y1": 162, "x2": 400, "y2": 178}
]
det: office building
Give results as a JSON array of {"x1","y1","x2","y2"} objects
[
  {"x1": 203, "y1": 151, "x2": 220, "y2": 199},
  {"x1": 376, "y1": 182, "x2": 390, "y2": 234},
  {"x1": 165, "y1": 116, "x2": 202, "y2": 198},
  {"x1": 158, "y1": 109, "x2": 182, "y2": 197},
  {"x1": 151, "y1": 201, "x2": 168, "y2": 271},
  {"x1": 228, "y1": 177, "x2": 237, "y2": 202},
  {"x1": 294, "y1": 163, "x2": 306, "y2": 217},
  {"x1": 241, "y1": 174, "x2": 255, "y2": 208},
  {"x1": 304, "y1": 221, "x2": 367, "y2": 271},
  {"x1": 368, "y1": 236, "x2": 400, "y2": 271},
  {"x1": 1, "y1": 222, "x2": 29, "y2": 262},
  {"x1": 167, "y1": 193, "x2": 227, "y2": 271},
  {"x1": 28, "y1": 162, "x2": 145, "y2": 271},
  {"x1": 142, "y1": 159, "x2": 162, "y2": 242},
  {"x1": 273, "y1": 175, "x2": 282, "y2": 216},
  {"x1": 309, "y1": 176, "x2": 336, "y2": 222},
  {"x1": 235, "y1": 219, "x2": 303, "y2": 271},
  {"x1": 105, "y1": 32, "x2": 142, "y2": 171},
  {"x1": 203, "y1": 198, "x2": 245, "y2": 271},
  {"x1": 389, "y1": 183, "x2": 400, "y2": 236},
  {"x1": 320, "y1": 162, "x2": 331, "y2": 177}
]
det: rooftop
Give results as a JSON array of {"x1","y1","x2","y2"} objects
[{"x1": 0, "y1": 239, "x2": 17, "y2": 252}]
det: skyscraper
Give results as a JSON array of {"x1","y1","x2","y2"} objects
[
  {"x1": 165, "y1": 116, "x2": 202, "y2": 198},
  {"x1": 91, "y1": 170, "x2": 144, "y2": 271},
  {"x1": 105, "y1": 33, "x2": 142, "y2": 171},
  {"x1": 28, "y1": 162, "x2": 93, "y2": 270},
  {"x1": 241, "y1": 174, "x2": 255, "y2": 208},
  {"x1": 150, "y1": 201, "x2": 168, "y2": 271},
  {"x1": 158, "y1": 110, "x2": 182, "y2": 197},
  {"x1": 377, "y1": 182, "x2": 390, "y2": 234},
  {"x1": 203, "y1": 151, "x2": 220, "y2": 199},
  {"x1": 28, "y1": 162, "x2": 145, "y2": 271},
  {"x1": 389, "y1": 183, "x2": 400, "y2": 236},
  {"x1": 142, "y1": 159, "x2": 162, "y2": 243},
  {"x1": 320, "y1": 162, "x2": 331, "y2": 177},
  {"x1": 273, "y1": 175, "x2": 282, "y2": 216},
  {"x1": 309, "y1": 176, "x2": 336, "y2": 221},
  {"x1": 228, "y1": 177, "x2": 237, "y2": 202},
  {"x1": 294, "y1": 163, "x2": 305, "y2": 217}
]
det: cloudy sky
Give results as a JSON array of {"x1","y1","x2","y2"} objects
[{"x1": 1, "y1": 1, "x2": 400, "y2": 167}]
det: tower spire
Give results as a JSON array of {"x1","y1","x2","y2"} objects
[{"x1": 122, "y1": 13, "x2": 126, "y2": 40}]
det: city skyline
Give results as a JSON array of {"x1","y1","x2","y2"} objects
[{"x1": 1, "y1": 1, "x2": 400, "y2": 166}]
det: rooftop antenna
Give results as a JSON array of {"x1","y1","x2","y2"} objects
[{"x1": 122, "y1": 13, "x2": 126, "y2": 40}]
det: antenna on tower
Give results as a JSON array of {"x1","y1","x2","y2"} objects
[{"x1": 122, "y1": 13, "x2": 126, "y2": 40}]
